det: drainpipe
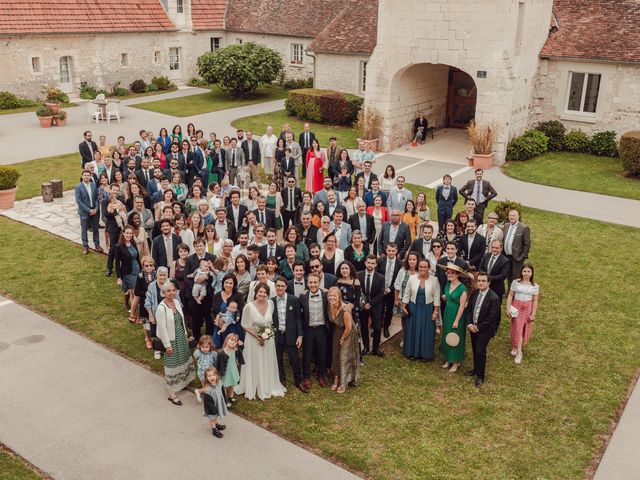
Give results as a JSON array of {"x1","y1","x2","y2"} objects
[{"x1": 305, "y1": 49, "x2": 316, "y2": 86}]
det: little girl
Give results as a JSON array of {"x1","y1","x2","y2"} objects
[
  {"x1": 193, "y1": 335, "x2": 217, "y2": 384},
  {"x1": 215, "y1": 334, "x2": 242, "y2": 407},
  {"x1": 211, "y1": 257, "x2": 228, "y2": 293},
  {"x1": 195, "y1": 367, "x2": 228, "y2": 438}
]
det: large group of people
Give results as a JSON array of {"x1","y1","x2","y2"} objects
[{"x1": 75, "y1": 119, "x2": 539, "y2": 437}]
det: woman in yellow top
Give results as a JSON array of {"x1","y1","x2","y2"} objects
[{"x1": 402, "y1": 199, "x2": 420, "y2": 242}]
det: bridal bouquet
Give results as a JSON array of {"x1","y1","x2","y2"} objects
[{"x1": 255, "y1": 323, "x2": 275, "y2": 341}]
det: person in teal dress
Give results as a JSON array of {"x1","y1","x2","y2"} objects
[
  {"x1": 438, "y1": 263, "x2": 469, "y2": 373},
  {"x1": 215, "y1": 333, "x2": 242, "y2": 406}
]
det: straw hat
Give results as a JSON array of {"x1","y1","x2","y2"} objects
[
  {"x1": 445, "y1": 332, "x2": 460, "y2": 347},
  {"x1": 437, "y1": 261, "x2": 472, "y2": 278}
]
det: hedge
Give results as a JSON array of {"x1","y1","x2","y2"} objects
[
  {"x1": 563, "y1": 130, "x2": 591, "y2": 153},
  {"x1": 506, "y1": 130, "x2": 549, "y2": 161},
  {"x1": 535, "y1": 120, "x2": 565, "y2": 151},
  {"x1": 620, "y1": 131, "x2": 640, "y2": 176},
  {"x1": 285, "y1": 88, "x2": 363, "y2": 125}
]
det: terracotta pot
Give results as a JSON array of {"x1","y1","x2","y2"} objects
[
  {"x1": 44, "y1": 102, "x2": 61, "y2": 114},
  {"x1": 364, "y1": 138, "x2": 379, "y2": 152},
  {"x1": 55, "y1": 116, "x2": 68, "y2": 126},
  {"x1": 38, "y1": 116, "x2": 53, "y2": 128},
  {"x1": 472, "y1": 152, "x2": 494, "y2": 170},
  {"x1": 0, "y1": 187, "x2": 17, "y2": 209}
]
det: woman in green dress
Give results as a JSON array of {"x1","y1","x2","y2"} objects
[
  {"x1": 265, "y1": 182, "x2": 284, "y2": 231},
  {"x1": 438, "y1": 263, "x2": 469, "y2": 373},
  {"x1": 155, "y1": 281, "x2": 195, "y2": 405}
]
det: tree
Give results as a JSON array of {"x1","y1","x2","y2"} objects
[{"x1": 197, "y1": 42, "x2": 284, "y2": 99}]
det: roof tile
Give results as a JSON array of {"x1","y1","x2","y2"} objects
[{"x1": 191, "y1": 0, "x2": 225, "y2": 30}]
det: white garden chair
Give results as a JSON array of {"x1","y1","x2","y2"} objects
[
  {"x1": 95, "y1": 93, "x2": 106, "y2": 101},
  {"x1": 86, "y1": 101, "x2": 102, "y2": 124},
  {"x1": 106, "y1": 101, "x2": 120, "y2": 124}
]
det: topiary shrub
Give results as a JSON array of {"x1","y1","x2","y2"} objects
[
  {"x1": 493, "y1": 199, "x2": 523, "y2": 223},
  {"x1": 285, "y1": 89, "x2": 363, "y2": 125},
  {"x1": 0, "y1": 91, "x2": 21, "y2": 109},
  {"x1": 619, "y1": 131, "x2": 640, "y2": 176},
  {"x1": 129, "y1": 79, "x2": 147, "y2": 93},
  {"x1": 506, "y1": 130, "x2": 548, "y2": 161},
  {"x1": 151, "y1": 76, "x2": 176, "y2": 91},
  {"x1": 563, "y1": 130, "x2": 591, "y2": 152},
  {"x1": 0, "y1": 166, "x2": 21, "y2": 190},
  {"x1": 535, "y1": 120, "x2": 565, "y2": 151},
  {"x1": 589, "y1": 131, "x2": 618, "y2": 157}
]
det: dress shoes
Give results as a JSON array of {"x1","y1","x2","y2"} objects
[
  {"x1": 95, "y1": 245, "x2": 104, "y2": 253},
  {"x1": 82, "y1": 246, "x2": 89, "y2": 255},
  {"x1": 361, "y1": 347, "x2": 370, "y2": 356},
  {"x1": 296, "y1": 383, "x2": 310, "y2": 393},
  {"x1": 383, "y1": 328, "x2": 390, "y2": 338},
  {"x1": 475, "y1": 378, "x2": 484, "y2": 388},
  {"x1": 104, "y1": 269, "x2": 112, "y2": 277},
  {"x1": 464, "y1": 369, "x2": 477, "y2": 377},
  {"x1": 373, "y1": 350, "x2": 385, "y2": 357}
]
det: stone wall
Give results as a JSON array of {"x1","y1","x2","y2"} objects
[
  {"x1": 314, "y1": 52, "x2": 370, "y2": 96},
  {"x1": 529, "y1": 59, "x2": 640, "y2": 137}
]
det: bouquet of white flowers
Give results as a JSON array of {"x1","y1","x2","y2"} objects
[{"x1": 255, "y1": 323, "x2": 275, "y2": 341}]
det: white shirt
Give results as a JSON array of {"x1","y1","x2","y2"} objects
[
  {"x1": 472, "y1": 180, "x2": 486, "y2": 204},
  {"x1": 276, "y1": 294, "x2": 287, "y2": 331},
  {"x1": 504, "y1": 222, "x2": 518, "y2": 255},
  {"x1": 292, "y1": 277, "x2": 306, "y2": 297},
  {"x1": 308, "y1": 292, "x2": 324, "y2": 326},
  {"x1": 389, "y1": 224, "x2": 399, "y2": 242}
]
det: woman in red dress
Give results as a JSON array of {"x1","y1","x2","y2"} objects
[{"x1": 305, "y1": 139, "x2": 326, "y2": 194}]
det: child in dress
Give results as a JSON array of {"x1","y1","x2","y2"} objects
[
  {"x1": 216, "y1": 300, "x2": 240, "y2": 337},
  {"x1": 195, "y1": 367, "x2": 228, "y2": 438},
  {"x1": 193, "y1": 335, "x2": 217, "y2": 384},
  {"x1": 215, "y1": 334, "x2": 243, "y2": 407},
  {"x1": 189, "y1": 259, "x2": 211, "y2": 304},
  {"x1": 211, "y1": 257, "x2": 228, "y2": 294}
]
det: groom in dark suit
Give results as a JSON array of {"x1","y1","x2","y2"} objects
[
  {"x1": 272, "y1": 277, "x2": 308, "y2": 393},
  {"x1": 465, "y1": 272, "x2": 501, "y2": 387},
  {"x1": 299, "y1": 272, "x2": 330, "y2": 388}
]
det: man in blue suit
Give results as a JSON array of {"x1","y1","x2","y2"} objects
[
  {"x1": 75, "y1": 169, "x2": 103, "y2": 255},
  {"x1": 435, "y1": 174, "x2": 458, "y2": 232}
]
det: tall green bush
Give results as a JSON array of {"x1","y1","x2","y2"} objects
[
  {"x1": 535, "y1": 120, "x2": 566, "y2": 151},
  {"x1": 0, "y1": 166, "x2": 21, "y2": 190},
  {"x1": 506, "y1": 130, "x2": 548, "y2": 161},
  {"x1": 563, "y1": 130, "x2": 591, "y2": 152},
  {"x1": 0, "y1": 91, "x2": 21, "y2": 110},
  {"x1": 619, "y1": 131, "x2": 640, "y2": 176},
  {"x1": 493, "y1": 200, "x2": 523, "y2": 223},
  {"x1": 589, "y1": 131, "x2": 618, "y2": 157}
]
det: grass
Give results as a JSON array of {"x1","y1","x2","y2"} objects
[
  {"x1": 131, "y1": 85, "x2": 288, "y2": 117},
  {"x1": 0, "y1": 103, "x2": 77, "y2": 116},
  {"x1": 502, "y1": 152, "x2": 640, "y2": 201},
  {"x1": 109, "y1": 87, "x2": 178, "y2": 101},
  {"x1": 0, "y1": 447, "x2": 44, "y2": 479},
  {"x1": 11, "y1": 153, "x2": 81, "y2": 201},
  {"x1": 1, "y1": 186, "x2": 639, "y2": 480},
  {"x1": 232, "y1": 109, "x2": 360, "y2": 148}
]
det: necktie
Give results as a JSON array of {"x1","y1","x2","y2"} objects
[
  {"x1": 474, "y1": 292, "x2": 484, "y2": 324},
  {"x1": 385, "y1": 260, "x2": 393, "y2": 289},
  {"x1": 488, "y1": 256, "x2": 496, "y2": 273},
  {"x1": 232, "y1": 150, "x2": 236, "y2": 168},
  {"x1": 305, "y1": 133, "x2": 309, "y2": 148},
  {"x1": 269, "y1": 246, "x2": 274, "y2": 258},
  {"x1": 476, "y1": 181, "x2": 481, "y2": 203},
  {"x1": 144, "y1": 171, "x2": 149, "y2": 183},
  {"x1": 366, "y1": 273, "x2": 371, "y2": 297},
  {"x1": 260, "y1": 211, "x2": 265, "y2": 224}
]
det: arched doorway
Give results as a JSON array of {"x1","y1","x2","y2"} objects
[{"x1": 446, "y1": 67, "x2": 477, "y2": 128}]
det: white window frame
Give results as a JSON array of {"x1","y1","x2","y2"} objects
[
  {"x1": 120, "y1": 53, "x2": 129, "y2": 67},
  {"x1": 30, "y1": 56, "x2": 42, "y2": 74},
  {"x1": 291, "y1": 43, "x2": 304, "y2": 65},
  {"x1": 169, "y1": 47, "x2": 180, "y2": 70},
  {"x1": 360, "y1": 61, "x2": 368, "y2": 93},
  {"x1": 176, "y1": 0, "x2": 184, "y2": 13},
  {"x1": 564, "y1": 71, "x2": 601, "y2": 117},
  {"x1": 210, "y1": 37, "x2": 221, "y2": 52}
]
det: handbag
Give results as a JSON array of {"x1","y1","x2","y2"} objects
[
  {"x1": 359, "y1": 292, "x2": 368, "y2": 310},
  {"x1": 152, "y1": 337, "x2": 166, "y2": 352}
]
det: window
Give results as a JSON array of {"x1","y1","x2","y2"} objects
[
  {"x1": 566, "y1": 72, "x2": 601, "y2": 114},
  {"x1": 210, "y1": 37, "x2": 221, "y2": 52},
  {"x1": 176, "y1": 0, "x2": 183, "y2": 13},
  {"x1": 169, "y1": 47, "x2": 180, "y2": 70},
  {"x1": 120, "y1": 53, "x2": 129, "y2": 66},
  {"x1": 291, "y1": 43, "x2": 303, "y2": 64},
  {"x1": 360, "y1": 61, "x2": 368, "y2": 93},
  {"x1": 31, "y1": 56, "x2": 42, "y2": 73},
  {"x1": 236, "y1": 38, "x2": 243, "y2": 45},
  {"x1": 154, "y1": 50, "x2": 161, "y2": 63}
]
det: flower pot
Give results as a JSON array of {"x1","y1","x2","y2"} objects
[
  {"x1": 0, "y1": 187, "x2": 17, "y2": 209},
  {"x1": 38, "y1": 116, "x2": 53, "y2": 128},
  {"x1": 44, "y1": 102, "x2": 61, "y2": 114},
  {"x1": 472, "y1": 152, "x2": 494, "y2": 170},
  {"x1": 364, "y1": 138, "x2": 379, "y2": 152},
  {"x1": 55, "y1": 116, "x2": 68, "y2": 126}
]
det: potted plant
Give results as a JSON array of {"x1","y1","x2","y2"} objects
[
  {"x1": 355, "y1": 107, "x2": 383, "y2": 152},
  {"x1": 0, "y1": 166, "x2": 21, "y2": 209},
  {"x1": 467, "y1": 120, "x2": 495, "y2": 169},
  {"x1": 54, "y1": 110, "x2": 68, "y2": 126},
  {"x1": 42, "y1": 86, "x2": 69, "y2": 114},
  {"x1": 36, "y1": 105, "x2": 55, "y2": 128}
]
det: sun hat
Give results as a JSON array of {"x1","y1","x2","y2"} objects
[
  {"x1": 445, "y1": 332, "x2": 460, "y2": 347},
  {"x1": 437, "y1": 262, "x2": 472, "y2": 278}
]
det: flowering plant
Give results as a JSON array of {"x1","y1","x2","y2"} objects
[{"x1": 255, "y1": 323, "x2": 275, "y2": 341}]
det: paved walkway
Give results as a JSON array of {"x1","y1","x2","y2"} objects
[{"x1": 0, "y1": 295, "x2": 359, "y2": 480}]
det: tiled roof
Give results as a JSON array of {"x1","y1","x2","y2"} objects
[
  {"x1": 541, "y1": 0, "x2": 640, "y2": 63},
  {"x1": 308, "y1": 0, "x2": 378, "y2": 55},
  {"x1": 191, "y1": 0, "x2": 225, "y2": 30},
  {"x1": 0, "y1": 0, "x2": 177, "y2": 34},
  {"x1": 225, "y1": 0, "x2": 347, "y2": 37}
]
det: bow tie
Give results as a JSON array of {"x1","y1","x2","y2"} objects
[
  {"x1": 310, "y1": 294, "x2": 319, "y2": 298},
  {"x1": 295, "y1": 281, "x2": 304, "y2": 285}
]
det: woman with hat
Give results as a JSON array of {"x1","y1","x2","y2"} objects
[{"x1": 438, "y1": 262, "x2": 469, "y2": 372}]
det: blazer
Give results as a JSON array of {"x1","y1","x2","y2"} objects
[
  {"x1": 74, "y1": 181, "x2": 98, "y2": 218},
  {"x1": 326, "y1": 144, "x2": 344, "y2": 168},
  {"x1": 241, "y1": 139, "x2": 261, "y2": 164},
  {"x1": 213, "y1": 220, "x2": 237, "y2": 244},
  {"x1": 135, "y1": 168, "x2": 157, "y2": 193},
  {"x1": 376, "y1": 256, "x2": 403, "y2": 291},
  {"x1": 355, "y1": 172, "x2": 379, "y2": 191},
  {"x1": 402, "y1": 275, "x2": 441, "y2": 305},
  {"x1": 459, "y1": 179, "x2": 498, "y2": 206},
  {"x1": 157, "y1": 136, "x2": 172, "y2": 154},
  {"x1": 298, "y1": 131, "x2": 316, "y2": 152},
  {"x1": 299, "y1": 289, "x2": 329, "y2": 331},
  {"x1": 79, "y1": 140, "x2": 98, "y2": 166},
  {"x1": 114, "y1": 242, "x2": 141, "y2": 279},
  {"x1": 479, "y1": 252, "x2": 510, "y2": 299},
  {"x1": 435, "y1": 185, "x2": 458, "y2": 213},
  {"x1": 377, "y1": 221, "x2": 411, "y2": 256},
  {"x1": 225, "y1": 147, "x2": 244, "y2": 170},
  {"x1": 182, "y1": 150, "x2": 198, "y2": 181},
  {"x1": 319, "y1": 272, "x2": 338, "y2": 290},
  {"x1": 297, "y1": 224, "x2": 319, "y2": 249},
  {"x1": 502, "y1": 222, "x2": 531, "y2": 262},
  {"x1": 151, "y1": 233, "x2": 183, "y2": 268},
  {"x1": 364, "y1": 190, "x2": 388, "y2": 208},
  {"x1": 102, "y1": 166, "x2": 119, "y2": 184},
  {"x1": 226, "y1": 203, "x2": 248, "y2": 231},
  {"x1": 458, "y1": 234, "x2": 487, "y2": 270},
  {"x1": 281, "y1": 156, "x2": 297, "y2": 177},
  {"x1": 259, "y1": 243, "x2": 284, "y2": 263},
  {"x1": 330, "y1": 222, "x2": 352, "y2": 250},
  {"x1": 348, "y1": 213, "x2": 376, "y2": 244},
  {"x1": 366, "y1": 206, "x2": 389, "y2": 224},
  {"x1": 271, "y1": 294, "x2": 303, "y2": 346},
  {"x1": 356, "y1": 270, "x2": 385, "y2": 309},
  {"x1": 165, "y1": 152, "x2": 185, "y2": 172},
  {"x1": 155, "y1": 299, "x2": 187, "y2": 348},
  {"x1": 465, "y1": 288, "x2": 501, "y2": 336},
  {"x1": 312, "y1": 189, "x2": 340, "y2": 211},
  {"x1": 102, "y1": 199, "x2": 121, "y2": 234},
  {"x1": 387, "y1": 188, "x2": 413, "y2": 213},
  {"x1": 436, "y1": 255, "x2": 467, "y2": 291},
  {"x1": 209, "y1": 148, "x2": 226, "y2": 172},
  {"x1": 253, "y1": 208, "x2": 276, "y2": 230},
  {"x1": 287, "y1": 277, "x2": 306, "y2": 295},
  {"x1": 285, "y1": 141, "x2": 302, "y2": 163},
  {"x1": 185, "y1": 252, "x2": 217, "y2": 276},
  {"x1": 409, "y1": 237, "x2": 434, "y2": 259},
  {"x1": 280, "y1": 186, "x2": 302, "y2": 212}
]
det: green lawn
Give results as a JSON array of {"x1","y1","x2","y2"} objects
[
  {"x1": 232, "y1": 109, "x2": 360, "y2": 149},
  {"x1": 1, "y1": 187, "x2": 638, "y2": 479},
  {"x1": 131, "y1": 85, "x2": 288, "y2": 117},
  {"x1": 0, "y1": 448, "x2": 44, "y2": 479},
  {"x1": 11, "y1": 153, "x2": 81, "y2": 201},
  {"x1": 111, "y1": 87, "x2": 178, "y2": 101},
  {"x1": 502, "y1": 152, "x2": 640, "y2": 201},
  {"x1": 0, "y1": 103, "x2": 77, "y2": 116}
]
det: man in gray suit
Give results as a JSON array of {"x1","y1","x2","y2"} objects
[
  {"x1": 377, "y1": 209, "x2": 411, "y2": 257},
  {"x1": 313, "y1": 177, "x2": 339, "y2": 211},
  {"x1": 387, "y1": 176, "x2": 413, "y2": 213},
  {"x1": 225, "y1": 138, "x2": 244, "y2": 185},
  {"x1": 75, "y1": 169, "x2": 103, "y2": 255},
  {"x1": 502, "y1": 209, "x2": 531, "y2": 283},
  {"x1": 330, "y1": 210, "x2": 352, "y2": 250}
]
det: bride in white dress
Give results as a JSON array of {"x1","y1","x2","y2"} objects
[{"x1": 235, "y1": 282, "x2": 286, "y2": 400}]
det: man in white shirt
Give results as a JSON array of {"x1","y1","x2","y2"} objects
[
  {"x1": 377, "y1": 243, "x2": 402, "y2": 338},
  {"x1": 330, "y1": 210, "x2": 351, "y2": 250},
  {"x1": 260, "y1": 125, "x2": 277, "y2": 175},
  {"x1": 388, "y1": 176, "x2": 413, "y2": 213},
  {"x1": 231, "y1": 231, "x2": 249, "y2": 259},
  {"x1": 288, "y1": 263, "x2": 307, "y2": 296}
]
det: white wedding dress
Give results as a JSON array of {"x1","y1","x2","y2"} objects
[{"x1": 235, "y1": 302, "x2": 286, "y2": 400}]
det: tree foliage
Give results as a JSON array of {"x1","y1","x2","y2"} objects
[{"x1": 197, "y1": 42, "x2": 284, "y2": 99}]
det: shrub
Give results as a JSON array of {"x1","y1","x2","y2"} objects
[
  {"x1": 56, "y1": 110, "x2": 67, "y2": 120},
  {"x1": 506, "y1": 130, "x2": 548, "y2": 161},
  {"x1": 151, "y1": 76, "x2": 175, "y2": 91},
  {"x1": 493, "y1": 200, "x2": 523, "y2": 223},
  {"x1": 197, "y1": 42, "x2": 284, "y2": 98},
  {"x1": 129, "y1": 79, "x2": 147, "y2": 93},
  {"x1": 42, "y1": 86, "x2": 69, "y2": 103},
  {"x1": 285, "y1": 89, "x2": 363, "y2": 125},
  {"x1": 145, "y1": 83, "x2": 159, "y2": 92},
  {"x1": 187, "y1": 77, "x2": 210, "y2": 87},
  {"x1": 355, "y1": 107, "x2": 383, "y2": 140},
  {"x1": 535, "y1": 120, "x2": 565, "y2": 151},
  {"x1": 18, "y1": 98, "x2": 37, "y2": 108},
  {"x1": 563, "y1": 130, "x2": 591, "y2": 152},
  {"x1": 619, "y1": 131, "x2": 640, "y2": 176},
  {"x1": 0, "y1": 166, "x2": 21, "y2": 190},
  {"x1": 79, "y1": 85, "x2": 98, "y2": 99},
  {"x1": 35, "y1": 105, "x2": 54, "y2": 117},
  {"x1": 589, "y1": 131, "x2": 618, "y2": 157},
  {"x1": 281, "y1": 77, "x2": 313, "y2": 90},
  {"x1": 112, "y1": 87, "x2": 129, "y2": 96},
  {"x1": 0, "y1": 91, "x2": 21, "y2": 109},
  {"x1": 467, "y1": 120, "x2": 494, "y2": 155}
]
